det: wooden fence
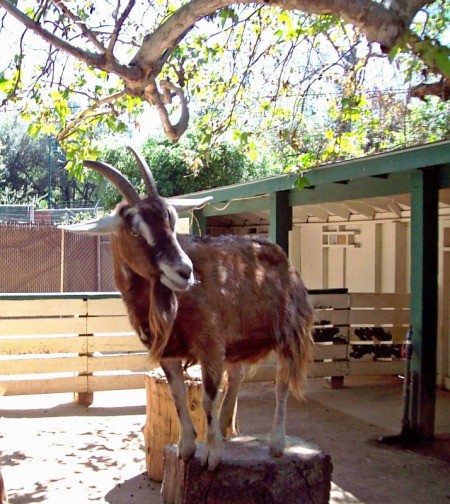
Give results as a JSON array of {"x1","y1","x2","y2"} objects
[
  {"x1": 0, "y1": 292, "x2": 410, "y2": 400},
  {"x1": 251, "y1": 290, "x2": 410, "y2": 382},
  {"x1": 310, "y1": 290, "x2": 409, "y2": 377},
  {"x1": 0, "y1": 294, "x2": 146, "y2": 399}
]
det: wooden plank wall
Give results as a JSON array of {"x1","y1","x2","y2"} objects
[{"x1": 0, "y1": 293, "x2": 410, "y2": 396}]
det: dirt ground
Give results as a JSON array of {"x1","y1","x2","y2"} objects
[{"x1": 1, "y1": 375, "x2": 449, "y2": 504}]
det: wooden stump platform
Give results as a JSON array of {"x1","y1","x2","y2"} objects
[{"x1": 161, "y1": 435, "x2": 332, "y2": 504}]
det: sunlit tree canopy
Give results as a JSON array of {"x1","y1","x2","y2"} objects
[{"x1": 0, "y1": 0, "x2": 448, "y2": 174}]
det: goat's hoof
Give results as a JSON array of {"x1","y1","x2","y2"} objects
[
  {"x1": 201, "y1": 440, "x2": 224, "y2": 470},
  {"x1": 269, "y1": 442, "x2": 285, "y2": 458},
  {"x1": 177, "y1": 439, "x2": 196, "y2": 461}
]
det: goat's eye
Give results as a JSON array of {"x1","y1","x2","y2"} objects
[{"x1": 130, "y1": 230, "x2": 139, "y2": 237}]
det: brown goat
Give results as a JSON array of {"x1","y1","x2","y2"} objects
[
  {"x1": 0, "y1": 467, "x2": 8, "y2": 504},
  {"x1": 62, "y1": 147, "x2": 314, "y2": 470}
]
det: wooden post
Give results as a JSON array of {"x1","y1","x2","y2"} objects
[
  {"x1": 191, "y1": 209, "x2": 207, "y2": 237},
  {"x1": 74, "y1": 299, "x2": 94, "y2": 406},
  {"x1": 269, "y1": 191, "x2": 292, "y2": 254},
  {"x1": 410, "y1": 167, "x2": 438, "y2": 439},
  {"x1": 74, "y1": 337, "x2": 94, "y2": 407},
  {"x1": 142, "y1": 371, "x2": 229, "y2": 482}
]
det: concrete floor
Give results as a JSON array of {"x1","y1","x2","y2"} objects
[{"x1": 0, "y1": 375, "x2": 449, "y2": 503}]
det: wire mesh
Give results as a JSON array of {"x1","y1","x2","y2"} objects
[{"x1": 0, "y1": 223, "x2": 116, "y2": 293}]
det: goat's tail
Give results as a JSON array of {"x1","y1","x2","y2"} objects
[{"x1": 277, "y1": 272, "x2": 314, "y2": 400}]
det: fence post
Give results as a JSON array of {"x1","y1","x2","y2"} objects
[
  {"x1": 74, "y1": 297, "x2": 94, "y2": 406},
  {"x1": 60, "y1": 228, "x2": 65, "y2": 292},
  {"x1": 96, "y1": 236, "x2": 102, "y2": 291},
  {"x1": 324, "y1": 289, "x2": 349, "y2": 389}
]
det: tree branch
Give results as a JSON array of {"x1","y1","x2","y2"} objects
[
  {"x1": 51, "y1": 0, "x2": 107, "y2": 53},
  {"x1": 411, "y1": 78, "x2": 450, "y2": 101},
  {"x1": 0, "y1": 0, "x2": 444, "y2": 146},
  {"x1": 56, "y1": 91, "x2": 125, "y2": 141},
  {"x1": 144, "y1": 79, "x2": 189, "y2": 142},
  {"x1": 107, "y1": 0, "x2": 137, "y2": 55},
  {"x1": 0, "y1": 0, "x2": 141, "y2": 80},
  {"x1": 129, "y1": 0, "x2": 416, "y2": 78}
]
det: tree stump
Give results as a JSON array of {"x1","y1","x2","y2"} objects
[{"x1": 161, "y1": 435, "x2": 332, "y2": 504}]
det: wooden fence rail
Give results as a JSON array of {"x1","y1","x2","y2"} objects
[
  {"x1": 0, "y1": 292, "x2": 410, "y2": 401},
  {"x1": 251, "y1": 291, "x2": 410, "y2": 383},
  {"x1": 0, "y1": 294, "x2": 147, "y2": 400}
]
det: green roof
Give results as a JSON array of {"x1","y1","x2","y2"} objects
[{"x1": 181, "y1": 141, "x2": 450, "y2": 216}]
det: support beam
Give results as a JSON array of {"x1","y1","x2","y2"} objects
[
  {"x1": 269, "y1": 191, "x2": 292, "y2": 254},
  {"x1": 409, "y1": 167, "x2": 438, "y2": 439},
  {"x1": 190, "y1": 209, "x2": 207, "y2": 236},
  {"x1": 344, "y1": 201, "x2": 376, "y2": 219}
]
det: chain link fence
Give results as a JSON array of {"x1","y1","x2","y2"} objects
[
  {"x1": 0, "y1": 204, "x2": 102, "y2": 225},
  {"x1": 0, "y1": 223, "x2": 116, "y2": 293}
]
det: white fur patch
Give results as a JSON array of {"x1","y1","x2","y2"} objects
[{"x1": 132, "y1": 213, "x2": 155, "y2": 246}]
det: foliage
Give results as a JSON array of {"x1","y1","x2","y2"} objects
[
  {"x1": 0, "y1": 0, "x2": 448, "y2": 176},
  {"x1": 99, "y1": 137, "x2": 274, "y2": 209},
  {"x1": 0, "y1": 119, "x2": 99, "y2": 207},
  {"x1": 264, "y1": 88, "x2": 449, "y2": 175}
]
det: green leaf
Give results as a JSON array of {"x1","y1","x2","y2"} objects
[
  {"x1": 0, "y1": 76, "x2": 13, "y2": 93},
  {"x1": 435, "y1": 48, "x2": 450, "y2": 77},
  {"x1": 388, "y1": 44, "x2": 402, "y2": 62},
  {"x1": 295, "y1": 175, "x2": 311, "y2": 190}
]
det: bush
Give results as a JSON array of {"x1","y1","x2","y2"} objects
[{"x1": 99, "y1": 137, "x2": 272, "y2": 209}]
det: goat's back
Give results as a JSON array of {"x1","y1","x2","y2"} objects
[{"x1": 166, "y1": 235, "x2": 314, "y2": 372}]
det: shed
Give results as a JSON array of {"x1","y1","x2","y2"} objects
[{"x1": 180, "y1": 140, "x2": 450, "y2": 442}]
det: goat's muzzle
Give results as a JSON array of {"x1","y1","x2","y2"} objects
[{"x1": 159, "y1": 256, "x2": 194, "y2": 292}]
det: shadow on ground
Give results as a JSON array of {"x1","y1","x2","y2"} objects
[{"x1": 1, "y1": 378, "x2": 449, "y2": 503}]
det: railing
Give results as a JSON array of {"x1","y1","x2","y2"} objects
[{"x1": 0, "y1": 292, "x2": 410, "y2": 401}]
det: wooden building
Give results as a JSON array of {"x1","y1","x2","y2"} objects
[{"x1": 179, "y1": 141, "x2": 450, "y2": 441}]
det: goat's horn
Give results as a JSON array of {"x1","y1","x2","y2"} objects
[
  {"x1": 126, "y1": 146, "x2": 158, "y2": 198},
  {"x1": 84, "y1": 160, "x2": 140, "y2": 204}
]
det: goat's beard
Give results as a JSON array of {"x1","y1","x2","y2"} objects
[{"x1": 147, "y1": 280, "x2": 178, "y2": 364}]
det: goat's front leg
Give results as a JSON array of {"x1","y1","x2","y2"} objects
[
  {"x1": 160, "y1": 360, "x2": 197, "y2": 461},
  {"x1": 200, "y1": 360, "x2": 225, "y2": 470},
  {"x1": 219, "y1": 363, "x2": 244, "y2": 437}
]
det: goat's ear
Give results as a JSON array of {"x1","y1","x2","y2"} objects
[
  {"x1": 168, "y1": 196, "x2": 213, "y2": 214},
  {"x1": 58, "y1": 214, "x2": 121, "y2": 235}
]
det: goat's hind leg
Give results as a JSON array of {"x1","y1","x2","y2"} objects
[
  {"x1": 270, "y1": 362, "x2": 290, "y2": 457},
  {"x1": 160, "y1": 360, "x2": 197, "y2": 461},
  {"x1": 219, "y1": 362, "x2": 244, "y2": 437}
]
